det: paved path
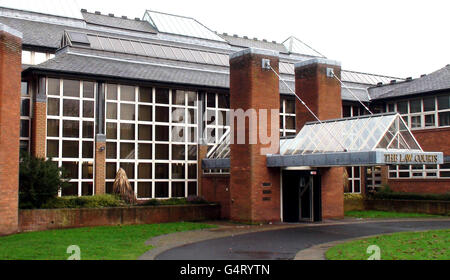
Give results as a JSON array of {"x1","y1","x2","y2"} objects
[{"x1": 152, "y1": 219, "x2": 450, "y2": 260}]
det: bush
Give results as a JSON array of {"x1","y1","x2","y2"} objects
[
  {"x1": 41, "y1": 194, "x2": 126, "y2": 209},
  {"x1": 19, "y1": 153, "x2": 71, "y2": 209},
  {"x1": 369, "y1": 185, "x2": 450, "y2": 201},
  {"x1": 344, "y1": 193, "x2": 364, "y2": 201},
  {"x1": 139, "y1": 196, "x2": 208, "y2": 206}
]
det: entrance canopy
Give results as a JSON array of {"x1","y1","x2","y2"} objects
[{"x1": 202, "y1": 113, "x2": 443, "y2": 169}]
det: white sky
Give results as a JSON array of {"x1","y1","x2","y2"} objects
[{"x1": 1, "y1": 0, "x2": 449, "y2": 78}]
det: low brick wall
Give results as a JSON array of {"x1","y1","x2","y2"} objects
[
  {"x1": 364, "y1": 200, "x2": 449, "y2": 216},
  {"x1": 19, "y1": 204, "x2": 220, "y2": 232},
  {"x1": 344, "y1": 199, "x2": 366, "y2": 212}
]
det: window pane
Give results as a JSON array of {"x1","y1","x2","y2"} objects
[
  {"x1": 187, "y1": 91, "x2": 196, "y2": 106},
  {"x1": 47, "y1": 140, "x2": 59, "y2": 158},
  {"x1": 63, "y1": 99, "x2": 80, "y2": 117},
  {"x1": 155, "y1": 182, "x2": 169, "y2": 198},
  {"x1": 83, "y1": 81, "x2": 95, "y2": 98},
  {"x1": 82, "y1": 121, "x2": 94, "y2": 139},
  {"x1": 106, "y1": 103, "x2": 117, "y2": 119},
  {"x1": 82, "y1": 141, "x2": 93, "y2": 158},
  {"x1": 439, "y1": 112, "x2": 450, "y2": 127},
  {"x1": 188, "y1": 109, "x2": 197, "y2": 124},
  {"x1": 155, "y1": 126, "x2": 169, "y2": 141},
  {"x1": 34, "y1": 52, "x2": 47, "y2": 64},
  {"x1": 172, "y1": 145, "x2": 185, "y2": 160},
  {"x1": 423, "y1": 97, "x2": 435, "y2": 111},
  {"x1": 207, "y1": 93, "x2": 216, "y2": 108},
  {"x1": 21, "y1": 99, "x2": 30, "y2": 116},
  {"x1": 286, "y1": 100, "x2": 295, "y2": 114},
  {"x1": 106, "y1": 163, "x2": 117, "y2": 179},
  {"x1": 82, "y1": 182, "x2": 93, "y2": 196},
  {"x1": 425, "y1": 114, "x2": 435, "y2": 127},
  {"x1": 138, "y1": 143, "x2": 152, "y2": 159},
  {"x1": 138, "y1": 124, "x2": 152, "y2": 141},
  {"x1": 188, "y1": 163, "x2": 197, "y2": 179},
  {"x1": 120, "y1": 123, "x2": 135, "y2": 140},
  {"x1": 82, "y1": 162, "x2": 93, "y2": 179},
  {"x1": 397, "y1": 101, "x2": 408, "y2": 114},
  {"x1": 172, "y1": 182, "x2": 185, "y2": 198},
  {"x1": 218, "y1": 95, "x2": 229, "y2": 109},
  {"x1": 83, "y1": 101, "x2": 94, "y2": 118},
  {"x1": 410, "y1": 99, "x2": 421, "y2": 113},
  {"x1": 172, "y1": 90, "x2": 185, "y2": 105},
  {"x1": 106, "y1": 142, "x2": 117, "y2": 159},
  {"x1": 20, "y1": 120, "x2": 29, "y2": 137},
  {"x1": 139, "y1": 87, "x2": 152, "y2": 103},
  {"x1": 155, "y1": 164, "x2": 169, "y2": 179},
  {"x1": 62, "y1": 182, "x2": 78, "y2": 196},
  {"x1": 155, "y1": 88, "x2": 169, "y2": 104},
  {"x1": 106, "y1": 123, "x2": 117, "y2": 139},
  {"x1": 120, "y1": 104, "x2": 135, "y2": 120},
  {"x1": 120, "y1": 163, "x2": 134, "y2": 179},
  {"x1": 411, "y1": 116, "x2": 422, "y2": 128},
  {"x1": 172, "y1": 163, "x2": 185, "y2": 179},
  {"x1": 107, "y1": 84, "x2": 118, "y2": 100},
  {"x1": 62, "y1": 141, "x2": 79, "y2": 158},
  {"x1": 155, "y1": 106, "x2": 169, "y2": 122},
  {"x1": 63, "y1": 80, "x2": 80, "y2": 97},
  {"x1": 120, "y1": 143, "x2": 135, "y2": 159},
  {"x1": 48, "y1": 78, "x2": 60, "y2": 96},
  {"x1": 138, "y1": 105, "x2": 152, "y2": 121},
  {"x1": 120, "y1": 85, "x2": 135, "y2": 101},
  {"x1": 63, "y1": 120, "x2": 79, "y2": 138},
  {"x1": 172, "y1": 108, "x2": 185, "y2": 124},
  {"x1": 438, "y1": 95, "x2": 450, "y2": 110},
  {"x1": 138, "y1": 163, "x2": 152, "y2": 179},
  {"x1": 47, "y1": 98, "x2": 59, "y2": 116},
  {"x1": 188, "y1": 145, "x2": 197, "y2": 160},
  {"x1": 155, "y1": 144, "x2": 169, "y2": 159},
  {"x1": 188, "y1": 182, "x2": 197, "y2": 196},
  {"x1": 286, "y1": 116, "x2": 295, "y2": 130},
  {"x1": 138, "y1": 182, "x2": 152, "y2": 198},
  {"x1": 47, "y1": 119, "x2": 59, "y2": 137}
]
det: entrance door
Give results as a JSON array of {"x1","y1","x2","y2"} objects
[{"x1": 282, "y1": 170, "x2": 321, "y2": 222}]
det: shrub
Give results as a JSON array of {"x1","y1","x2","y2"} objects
[
  {"x1": 369, "y1": 185, "x2": 450, "y2": 201},
  {"x1": 19, "y1": 153, "x2": 70, "y2": 209},
  {"x1": 41, "y1": 194, "x2": 126, "y2": 209},
  {"x1": 139, "y1": 196, "x2": 208, "y2": 206},
  {"x1": 344, "y1": 193, "x2": 364, "y2": 201}
]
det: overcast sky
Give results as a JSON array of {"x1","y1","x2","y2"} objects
[{"x1": 2, "y1": 0, "x2": 449, "y2": 78}]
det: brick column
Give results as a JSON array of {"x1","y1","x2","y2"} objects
[
  {"x1": 295, "y1": 58, "x2": 344, "y2": 219},
  {"x1": 95, "y1": 134, "x2": 106, "y2": 195},
  {"x1": 0, "y1": 24, "x2": 22, "y2": 235},
  {"x1": 31, "y1": 77, "x2": 47, "y2": 159},
  {"x1": 229, "y1": 48, "x2": 281, "y2": 223},
  {"x1": 197, "y1": 144, "x2": 208, "y2": 197}
]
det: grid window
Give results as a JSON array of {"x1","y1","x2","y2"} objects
[
  {"x1": 46, "y1": 79, "x2": 95, "y2": 196},
  {"x1": 280, "y1": 97, "x2": 296, "y2": 137},
  {"x1": 20, "y1": 82, "x2": 31, "y2": 153},
  {"x1": 105, "y1": 85, "x2": 198, "y2": 199},
  {"x1": 366, "y1": 166, "x2": 382, "y2": 191},
  {"x1": 389, "y1": 164, "x2": 450, "y2": 179},
  {"x1": 345, "y1": 167, "x2": 361, "y2": 193}
]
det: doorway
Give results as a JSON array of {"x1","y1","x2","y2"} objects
[{"x1": 282, "y1": 170, "x2": 321, "y2": 222}]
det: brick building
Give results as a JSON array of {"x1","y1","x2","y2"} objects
[{"x1": 0, "y1": 4, "x2": 447, "y2": 224}]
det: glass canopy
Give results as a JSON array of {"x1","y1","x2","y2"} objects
[{"x1": 280, "y1": 113, "x2": 422, "y2": 155}]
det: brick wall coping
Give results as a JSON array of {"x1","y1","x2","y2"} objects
[
  {"x1": 229, "y1": 47, "x2": 279, "y2": 60},
  {"x1": 0, "y1": 23, "x2": 22, "y2": 38},
  {"x1": 20, "y1": 203, "x2": 219, "y2": 212},
  {"x1": 295, "y1": 58, "x2": 341, "y2": 69}
]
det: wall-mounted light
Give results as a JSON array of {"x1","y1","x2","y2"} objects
[{"x1": 99, "y1": 146, "x2": 105, "y2": 152}]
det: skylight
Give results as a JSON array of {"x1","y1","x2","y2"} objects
[{"x1": 144, "y1": 10, "x2": 226, "y2": 42}]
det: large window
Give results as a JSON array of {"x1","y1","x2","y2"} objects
[
  {"x1": 389, "y1": 164, "x2": 450, "y2": 179},
  {"x1": 366, "y1": 166, "x2": 382, "y2": 191},
  {"x1": 280, "y1": 97, "x2": 296, "y2": 137},
  {"x1": 386, "y1": 94, "x2": 450, "y2": 130},
  {"x1": 105, "y1": 85, "x2": 198, "y2": 199},
  {"x1": 46, "y1": 78, "x2": 95, "y2": 196},
  {"x1": 20, "y1": 82, "x2": 31, "y2": 153},
  {"x1": 345, "y1": 167, "x2": 361, "y2": 193}
]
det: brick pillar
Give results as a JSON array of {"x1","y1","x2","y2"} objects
[
  {"x1": 197, "y1": 144, "x2": 208, "y2": 197},
  {"x1": 295, "y1": 58, "x2": 344, "y2": 219},
  {"x1": 31, "y1": 77, "x2": 47, "y2": 159},
  {"x1": 229, "y1": 48, "x2": 281, "y2": 223},
  {"x1": 0, "y1": 24, "x2": 22, "y2": 235},
  {"x1": 95, "y1": 134, "x2": 106, "y2": 195}
]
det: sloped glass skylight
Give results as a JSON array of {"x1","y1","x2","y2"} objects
[
  {"x1": 282, "y1": 36, "x2": 324, "y2": 57},
  {"x1": 280, "y1": 113, "x2": 422, "y2": 155},
  {"x1": 144, "y1": 10, "x2": 226, "y2": 42}
]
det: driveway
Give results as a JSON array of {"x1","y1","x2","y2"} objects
[{"x1": 154, "y1": 219, "x2": 450, "y2": 260}]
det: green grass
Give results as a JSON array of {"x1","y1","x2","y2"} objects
[
  {"x1": 326, "y1": 230, "x2": 450, "y2": 260},
  {"x1": 0, "y1": 222, "x2": 215, "y2": 260},
  {"x1": 345, "y1": 210, "x2": 443, "y2": 219}
]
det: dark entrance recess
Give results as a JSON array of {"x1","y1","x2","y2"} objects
[{"x1": 282, "y1": 170, "x2": 321, "y2": 222}]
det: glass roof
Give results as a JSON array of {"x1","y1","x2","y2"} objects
[
  {"x1": 85, "y1": 34, "x2": 229, "y2": 67},
  {"x1": 280, "y1": 113, "x2": 422, "y2": 155},
  {"x1": 144, "y1": 10, "x2": 226, "y2": 42}
]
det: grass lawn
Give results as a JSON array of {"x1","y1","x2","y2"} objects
[
  {"x1": 0, "y1": 222, "x2": 215, "y2": 260},
  {"x1": 326, "y1": 229, "x2": 450, "y2": 260},
  {"x1": 345, "y1": 210, "x2": 444, "y2": 219}
]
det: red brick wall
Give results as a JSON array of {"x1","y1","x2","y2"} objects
[
  {"x1": 412, "y1": 127, "x2": 450, "y2": 155},
  {"x1": 201, "y1": 175, "x2": 231, "y2": 219},
  {"x1": 95, "y1": 140, "x2": 106, "y2": 194},
  {"x1": 295, "y1": 61, "x2": 344, "y2": 219},
  {"x1": 229, "y1": 50, "x2": 281, "y2": 223},
  {"x1": 0, "y1": 28, "x2": 22, "y2": 235},
  {"x1": 31, "y1": 101, "x2": 47, "y2": 158},
  {"x1": 19, "y1": 204, "x2": 220, "y2": 232}
]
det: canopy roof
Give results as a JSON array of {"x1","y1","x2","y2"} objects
[{"x1": 280, "y1": 113, "x2": 422, "y2": 155}]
